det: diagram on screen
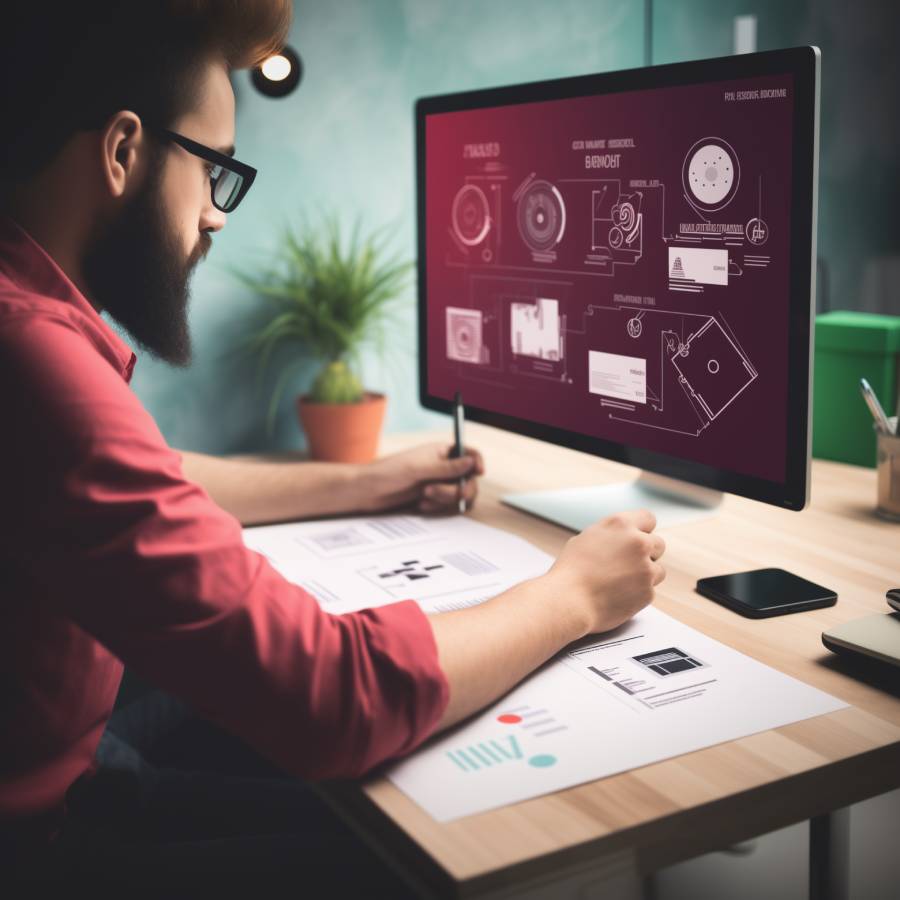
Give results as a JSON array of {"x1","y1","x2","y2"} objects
[
  {"x1": 585, "y1": 180, "x2": 644, "y2": 273},
  {"x1": 436, "y1": 121, "x2": 780, "y2": 449},
  {"x1": 446, "y1": 306, "x2": 491, "y2": 364},
  {"x1": 449, "y1": 180, "x2": 502, "y2": 265},
  {"x1": 665, "y1": 137, "x2": 754, "y2": 293},
  {"x1": 682, "y1": 137, "x2": 741, "y2": 215},
  {"x1": 514, "y1": 175, "x2": 566, "y2": 263},
  {"x1": 667, "y1": 246, "x2": 731, "y2": 293},
  {"x1": 444, "y1": 276, "x2": 571, "y2": 384},
  {"x1": 510, "y1": 297, "x2": 563, "y2": 361},
  {"x1": 586, "y1": 307, "x2": 757, "y2": 435},
  {"x1": 443, "y1": 130, "x2": 776, "y2": 294},
  {"x1": 670, "y1": 137, "x2": 773, "y2": 281},
  {"x1": 670, "y1": 316, "x2": 757, "y2": 421}
]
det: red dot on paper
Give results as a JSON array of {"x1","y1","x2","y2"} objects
[{"x1": 498, "y1": 714, "x2": 522, "y2": 724}]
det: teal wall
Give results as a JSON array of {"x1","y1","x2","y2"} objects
[{"x1": 131, "y1": 0, "x2": 899, "y2": 454}]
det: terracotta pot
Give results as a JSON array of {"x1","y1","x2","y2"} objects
[{"x1": 296, "y1": 392, "x2": 387, "y2": 463}]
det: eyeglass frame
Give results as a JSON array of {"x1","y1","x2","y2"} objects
[{"x1": 153, "y1": 127, "x2": 257, "y2": 213}]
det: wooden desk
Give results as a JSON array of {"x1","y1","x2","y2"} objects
[{"x1": 318, "y1": 423, "x2": 900, "y2": 899}]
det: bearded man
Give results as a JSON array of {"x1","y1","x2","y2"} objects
[{"x1": 0, "y1": 1, "x2": 665, "y2": 890}]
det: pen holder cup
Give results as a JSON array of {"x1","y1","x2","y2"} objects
[{"x1": 876, "y1": 417, "x2": 900, "y2": 522}]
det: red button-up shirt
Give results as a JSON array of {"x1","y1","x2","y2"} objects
[{"x1": 0, "y1": 218, "x2": 448, "y2": 839}]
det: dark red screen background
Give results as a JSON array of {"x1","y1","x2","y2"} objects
[{"x1": 425, "y1": 74, "x2": 794, "y2": 483}]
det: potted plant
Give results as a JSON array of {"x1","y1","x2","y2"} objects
[{"x1": 235, "y1": 215, "x2": 413, "y2": 462}]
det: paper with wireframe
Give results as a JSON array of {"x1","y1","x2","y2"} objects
[
  {"x1": 242, "y1": 514, "x2": 553, "y2": 616},
  {"x1": 243, "y1": 515, "x2": 847, "y2": 821}
]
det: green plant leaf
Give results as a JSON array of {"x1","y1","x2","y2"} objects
[{"x1": 229, "y1": 213, "x2": 415, "y2": 414}]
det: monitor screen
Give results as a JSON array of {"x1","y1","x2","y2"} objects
[{"x1": 418, "y1": 48, "x2": 819, "y2": 510}]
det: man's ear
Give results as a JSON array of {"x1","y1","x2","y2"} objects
[{"x1": 99, "y1": 111, "x2": 145, "y2": 200}]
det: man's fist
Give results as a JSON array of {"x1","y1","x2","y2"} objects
[{"x1": 545, "y1": 509, "x2": 666, "y2": 636}]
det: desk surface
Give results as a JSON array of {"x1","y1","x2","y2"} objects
[{"x1": 321, "y1": 423, "x2": 900, "y2": 898}]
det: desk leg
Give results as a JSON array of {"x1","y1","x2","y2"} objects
[
  {"x1": 641, "y1": 872, "x2": 658, "y2": 900},
  {"x1": 809, "y1": 808, "x2": 850, "y2": 900}
]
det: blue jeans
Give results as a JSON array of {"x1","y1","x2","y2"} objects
[{"x1": 14, "y1": 686, "x2": 419, "y2": 897}]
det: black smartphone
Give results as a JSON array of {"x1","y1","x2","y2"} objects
[{"x1": 696, "y1": 568, "x2": 837, "y2": 619}]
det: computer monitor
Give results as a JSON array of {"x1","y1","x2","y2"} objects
[{"x1": 416, "y1": 47, "x2": 820, "y2": 531}]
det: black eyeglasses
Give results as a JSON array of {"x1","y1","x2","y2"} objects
[{"x1": 155, "y1": 128, "x2": 257, "y2": 213}]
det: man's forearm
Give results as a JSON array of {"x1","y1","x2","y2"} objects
[
  {"x1": 428, "y1": 573, "x2": 589, "y2": 732},
  {"x1": 179, "y1": 451, "x2": 368, "y2": 525},
  {"x1": 178, "y1": 442, "x2": 483, "y2": 526}
]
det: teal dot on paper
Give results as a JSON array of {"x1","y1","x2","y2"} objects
[{"x1": 528, "y1": 754, "x2": 557, "y2": 768}]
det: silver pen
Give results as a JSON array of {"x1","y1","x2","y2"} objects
[
  {"x1": 859, "y1": 378, "x2": 894, "y2": 435},
  {"x1": 451, "y1": 391, "x2": 466, "y2": 514}
]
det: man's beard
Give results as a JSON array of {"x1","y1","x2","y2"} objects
[{"x1": 83, "y1": 156, "x2": 210, "y2": 367}]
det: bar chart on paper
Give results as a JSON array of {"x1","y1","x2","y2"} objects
[
  {"x1": 388, "y1": 606, "x2": 847, "y2": 821},
  {"x1": 446, "y1": 705, "x2": 569, "y2": 775}
]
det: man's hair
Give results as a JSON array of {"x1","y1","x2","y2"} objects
[{"x1": 0, "y1": 1, "x2": 292, "y2": 186}]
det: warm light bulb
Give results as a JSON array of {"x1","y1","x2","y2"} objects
[
  {"x1": 261, "y1": 54, "x2": 291, "y2": 82},
  {"x1": 251, "y1": 46, "x2": 302, "y2": 98}
]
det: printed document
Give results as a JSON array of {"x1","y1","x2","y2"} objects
[
  {"x1": 244, "y1": 515, "x2": 847, "y2": 821},
  {"x1": 243, "y1": 514, "x2": 552, "y2": 615}
]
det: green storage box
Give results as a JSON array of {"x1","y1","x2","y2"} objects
[{"x1": 813, "y1": 311, "x2": 900, "y2": 467}]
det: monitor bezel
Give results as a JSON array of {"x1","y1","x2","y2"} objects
[{"x1": 416, "y1": 46, "x2": 820, "y2": 511}]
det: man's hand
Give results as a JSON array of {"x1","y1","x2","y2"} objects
[
  {"x1": 358, "y1": 442, "x2": 485, "y2": 515},
  {"x1": 542, "y1": 508, "x2": 666, "y2": 637},
  {"x1": 430, "y1": 508, "x2": 666, "y2": 730}
]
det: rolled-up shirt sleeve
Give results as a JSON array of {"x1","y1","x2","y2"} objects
[{"x1": 2, "y1": 314, "x2": 449, "y2": 779}]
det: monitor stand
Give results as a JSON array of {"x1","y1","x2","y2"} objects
[{"x1": 502, "y1": 471, "x2": 722, "y2": 533}]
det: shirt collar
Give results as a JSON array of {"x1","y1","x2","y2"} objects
[{"x1": 0, "y1": 216, "x2": 137, "y2": 383}]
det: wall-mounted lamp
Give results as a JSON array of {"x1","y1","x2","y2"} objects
[{"x1": 251, "y1": 45, "x2": 302, "y2": 98}]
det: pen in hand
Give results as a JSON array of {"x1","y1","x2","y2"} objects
[{"x1": 451, "y1": 391, "x2": 466, "y2": 514}]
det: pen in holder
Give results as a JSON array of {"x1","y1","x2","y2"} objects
[{"x1": 876, "y1": 417, "x2": 900, "y2": 522}]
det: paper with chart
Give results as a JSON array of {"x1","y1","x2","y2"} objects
[
  {"x1": 242, "y1": 514, "x2": 554, "y2": 615},
  {"x1": 387, "y1": 604, "x2": 847, "y2": 821},
  {"x1": 243, "y1": 515, "x2": 848, "y2": 822}
]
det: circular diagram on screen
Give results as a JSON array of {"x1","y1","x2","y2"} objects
[
  {"x1": 682, "y1": 138, "x2": 740, "y2": 212},
  {"x1": 614, "y1": 201, "x2": 637, "y2": 233},
  {"x1": 516, "y1": 179, "x2": 567, "y2": 253},
  {"x1": 745, "y1": 217, "x2": 769, "y2": 245},
  {"x1": 451, "y1": 184, "x2": 491, "y2": 247},
  {"x1": 445, "y1": 308, "x2": 484, "y2": 364},
  {"x1": 449, "y1": 319, "x2": 476, "y2": 358}
]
